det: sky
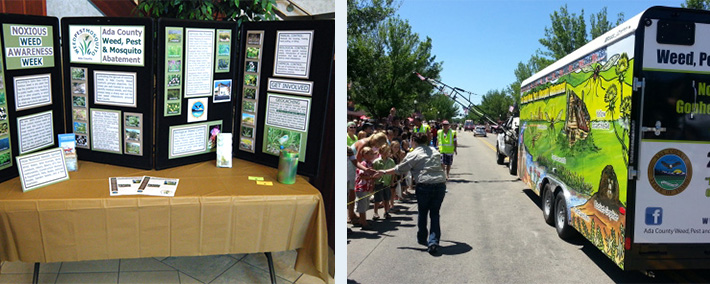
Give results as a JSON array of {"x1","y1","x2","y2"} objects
[{"x1": 396, "y1": 0, "x2": 684, "y2": 105}]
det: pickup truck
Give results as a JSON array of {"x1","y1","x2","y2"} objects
[{"x1": 495, "y1": 116, "x2": 519, "y2": 175}]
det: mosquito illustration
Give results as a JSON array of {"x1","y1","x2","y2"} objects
[{"x1": 581, "y1": 54, "x2": 619, "y2": 97}]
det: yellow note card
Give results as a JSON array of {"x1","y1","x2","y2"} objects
[
  {"x1": 256, "y1": 181, "x2": 273, "y2": 186},
  {"x1": 248, "y1": 176, "x2": 264, "y2": 181}
]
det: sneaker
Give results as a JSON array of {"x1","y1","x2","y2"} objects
[
  {"x1": 427, "y1": 244, "x2": 438, "y2": 254},
  {"x1": 384, "y1": 213, "x2": 392, "y2": 219},
  {"x1": 372, "y1": 214, "x2": 380, "y2": 220}
]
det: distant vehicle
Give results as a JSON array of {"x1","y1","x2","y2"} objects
[
  {"x1": 474, "y1": 126, "x2": 487, "y2": 137},
  {"x1": 464, "y1": 120, "x2": 474, "y2": 131}
]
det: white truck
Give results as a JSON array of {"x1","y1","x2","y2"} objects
[
  {"x1": 495, "y1": 116, "x2": 519, "y2": 175},
  {"x1": 517, "y1": 6, "x2": 710, "y2": 271}
]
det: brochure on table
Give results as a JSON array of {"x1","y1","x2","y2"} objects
[
  {"x1": 0, "y1": 14, "x2": 65, "y2": 184},
  {"x1": 60, "y1": 17, "x2": 154, "y2": 170},
  {"x1": 155, "y1": 18, "x2": 237, "y2": 170},
  {"x1": 233, "y1": 20, "x2": 333, "y2": 178}
]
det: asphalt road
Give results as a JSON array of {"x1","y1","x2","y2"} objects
[{"x1": 346, "y1": 131, "x2": 710, "y2": 283}]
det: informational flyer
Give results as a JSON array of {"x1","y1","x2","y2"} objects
[
  {"x1": 273, "y1": 30, "x2": 313, "y2": 78},
  {"x1": 90, "y1": 109, "x2": 121, "y2": 154},
  {"x1": 169, "y1": 123, "x2": 207, "y2": 159},
  {"x1": 16, "y1": 147, "x2": 68, "y2": 192},
  {"x1": 94, "y1": 71, "x2": 137, "y2": 107},
  {"x1": 58, "y1": 133, "x2": 77, "y2": 171},
  {"x1": 184, "y1": 28, "x2": 214, "y2": 97},
  {"x1": 108, "y1": 176, "x2": 143, "y2": 196},
  {"x1": 68, "y1": 25, "x2": 145, "y2": 66},
  {"x1": 263, "y1": 93, "x2": 310, "y2": 162},
  {"x1": 137, "y1": 176, "x2": 178, "y2": 197},
  {"x1": 17, "y1": 110, "x2": 54, "y2": 155},
  {"x1": 14, "y1": 73, "x2": 52, "y2": 111},
  {"x1": 3, "y1": 24, "x2": 54, "y2": 70},
  {"x1": 216, "y1": 133, "x2": 232, "y2": 168}
]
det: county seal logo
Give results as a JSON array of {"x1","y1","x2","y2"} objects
[
  {"x1": 71, "y1": 27, "x2": 99, "y2": 59},
  {"x1": 647, "y1": 148, "x2": 692, "y2": 196}
]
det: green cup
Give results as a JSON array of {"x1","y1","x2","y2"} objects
[{"x1": 277, "y1": 149, "x2": 299, "y2": 184}]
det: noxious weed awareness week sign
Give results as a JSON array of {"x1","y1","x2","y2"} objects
[
  {"x1": 2, "y1": 24, "x2": 54, "y2": 70},
  {"x1": 69, "y1": 25, "x2": 144, "y2": 66}
]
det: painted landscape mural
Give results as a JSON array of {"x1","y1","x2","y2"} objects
[{"x1": 519, "y1": 46, "x2": 633, "y2": 268}]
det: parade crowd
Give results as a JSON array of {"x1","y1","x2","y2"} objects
[{"x1": 347, "y1": 108, "x2": 457, "y2": 253}]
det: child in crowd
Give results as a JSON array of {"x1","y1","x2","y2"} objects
[
  {"x1": 354, "y1": 146, "x2": 378, "y2": 229},
  {"x1": 347, "y1": 146, "x2": 357, "y2": 224},
  {"x1": 389, "y1": 141, "x2": 403, "y2": 210},
  {"x1": 357, "y1": 130, "x2": 368, "y2": 139},
  {"x1": 373, "y1": 144, "x2": 395, "y2": 219}
]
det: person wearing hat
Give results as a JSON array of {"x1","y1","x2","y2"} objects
[{"x1": 437, "y1": 120, "x2": 457, "y2": 179}]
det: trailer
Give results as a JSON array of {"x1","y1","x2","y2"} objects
[{"x1": 518, "y1": 6, "x2": 710, "y2": 270}]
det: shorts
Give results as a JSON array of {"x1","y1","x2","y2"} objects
[
  {"x1": 355, "y1": 191, "x2": 370, "y2": 213},
  {"x1": 374, "y1": 183, "x2": 391, "y2": 202},
  {"x1": 441, "y1": 153, "x2": 454, "y2": 165}
]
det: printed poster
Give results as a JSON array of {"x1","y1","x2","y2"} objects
[
  {"x1": 262, "y1": 93, "x2": 310, "y2": 162},
  {"x1": 94, "y1": 71, "x2": 137, "y2": 107},
  {"x1": 16, "y1": 147, "x2": 68, "y2": 192},
  {"x1": 90, "y1": 109, "x2": 121, "y2": 154},
  {"x1": 184, "y1": 28, "x2": 214, "y2": 97},
  {"x1": 273, "y1": 30, "x2": 313, "y2": 78},
  {"x1": 68, "y1": 25, "x2": 144, "y2": 66},
  {"x1": 2, "y1": 24, "x2": 55, "y2": 70},
  {"x1": 17, "y1": 110, "x2": 54, "y2": 155}
]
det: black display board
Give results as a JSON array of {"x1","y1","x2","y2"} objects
[
  {"x1": 233, "y1": 20, "x2": 334, "y2": 177},
  {"x1": 0, "y1": 14, "x2": 65, "y2": 183},
  {"x1": 61, "y1": 17, "x2": 154, "y2": 170},
  {"x1": 155, "y1": 19, "x2": 237, "y2": 170}
]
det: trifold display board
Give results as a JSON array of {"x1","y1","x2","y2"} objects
[
  {"x1": 234, "y1": 20, "x2": 334, "y2": 177},
  {"x1": 0, "y1": 14, "x2": 65, "y2": 183},
  {"x1": 155, "y1": 19, "x2": 237, "y2": 170},
  {"x1": 61, "y1": 17, "x2": 154, "y2": 170}
]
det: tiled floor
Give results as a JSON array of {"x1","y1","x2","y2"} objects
[{"x1": 0, "y1": 250, "x2": 329, "y2": 284}]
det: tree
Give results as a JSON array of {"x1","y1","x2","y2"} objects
[
  {"x1": 421, "y1": 93, "x2": 458, "y2": 121},
  {"x1": 538, "y1": 5, "x2": 587, "y2": 61},
  {"x1": 682, "y1": 0, "x2": 710, "y2": 9},
  {"x1": 347, "y1": 0, "x2": 398, "y2": 37},
  {"x1": 590, "y1": 7, "x2": 624, "y2": 39},
  {"x1": 348, "y1": 16, "x2": 442, "y2": 118},
  {"x1": 477, "y1": 89, "x2": 514, "y2": 122},
  {"x1": 134, "y1": 0, "x2": 277, "y2": 25}
]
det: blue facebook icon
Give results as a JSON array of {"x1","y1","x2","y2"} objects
[{"x1": 645, "y1": 207, "x2": 663, "y2": 225}]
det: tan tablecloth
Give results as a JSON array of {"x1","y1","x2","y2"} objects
[{"x1": 0, "y1": 159, "x2": 331, "y2": 283}]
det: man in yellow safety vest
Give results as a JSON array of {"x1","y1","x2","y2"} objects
[
  {"x1": 437, "y1": 120, "x2": 457, "y2": 179},
  {"x1": 411, "y1": 116, "x2": 431, "y2": 144}
]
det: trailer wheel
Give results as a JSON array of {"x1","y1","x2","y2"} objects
[
  {"x1": 496, "y1": 145, "x2": 505, "y2": 165},
  {"x1": 555, "y1": 192, "x2": 574, "y2": 239},
  {"x1": 508, "y1": 151, "x2": 517, "y2": 175},
  {"x1": 542, "y1": 184, "x2": 554, "y2": 225}
]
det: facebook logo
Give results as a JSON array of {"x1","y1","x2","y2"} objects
[{"x1": 645, "y1": 207, "x2": 663, "y2": 225}]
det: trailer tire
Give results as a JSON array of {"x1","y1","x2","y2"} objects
[
  {"x1": 496, "y1": 145, "x2": 505, "y2": 165},
  {"x1": 542, "y1": 184, "x2": 555, "y2": 225},
  {"x1": 555, "y1": 192, "x2": 574, "y2": 239},
  {"x1": 508, "y1": 151, "x2": 517, "y2": 175}
]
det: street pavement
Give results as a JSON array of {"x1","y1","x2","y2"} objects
[{"x1": 346, "y1": 130, "x2": 710, "y2": 284}]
